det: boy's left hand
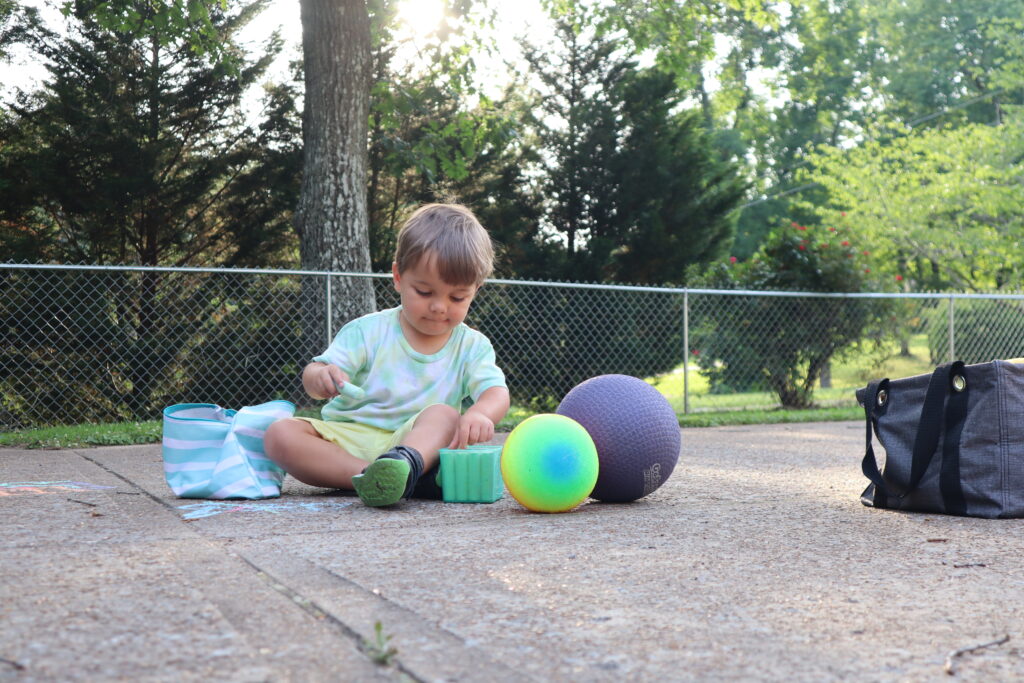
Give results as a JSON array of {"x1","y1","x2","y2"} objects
[{"x1": 449, "y1": 411, "x2": 495, "y2": 450}]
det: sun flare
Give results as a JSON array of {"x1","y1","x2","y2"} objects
[{"x1": 395, "y1": 0, "x2": 447, "y2": 39}]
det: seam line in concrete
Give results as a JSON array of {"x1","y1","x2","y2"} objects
[{"x1": 234, "y1": 553, "x2": 426, "y2": 682}]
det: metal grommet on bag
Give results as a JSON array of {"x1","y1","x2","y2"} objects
[
  {"x1": 952, "y1": 374, "x2": 966, "y2": 392},
  {"x1": 876, "y1": 389, "x2": 888, "y2": 407}
]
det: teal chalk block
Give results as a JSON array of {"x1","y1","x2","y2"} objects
[
  {"x1": 438, "y1": 445, "x2": 504, "y2": 503},
  {"x1": 336, "y1": 382, "x2": 365, "y2": 400}
]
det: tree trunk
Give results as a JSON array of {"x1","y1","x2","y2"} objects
[
  {"x1": 296, "y1": 0, "x2": 376, "y2": 356},
  {"x1": 819, "y1": 361, "x2": 831, "y2": 389}
]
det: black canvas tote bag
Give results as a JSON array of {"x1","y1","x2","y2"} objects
[{"x1": 857, "y1": 359, "x2": 1024, "y2": 518}]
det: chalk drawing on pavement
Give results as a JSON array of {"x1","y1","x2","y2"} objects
[
  {"x1": 177, "y1": 499, "x2": 356, "y2": 520},
  {"x1": 0, "y1": 481, "x2": 116, "y2": 497}
]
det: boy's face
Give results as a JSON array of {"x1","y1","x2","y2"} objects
[{"x1": 392, "y1": 255, "x2": 478, "y2": 343}]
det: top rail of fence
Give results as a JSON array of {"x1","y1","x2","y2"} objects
[{"x1": 4, "y1": 263, "x2": 1024, "y2": 300}]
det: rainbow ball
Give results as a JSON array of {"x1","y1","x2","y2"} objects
[{"x1": 500, "y1": 414, "x2": 599, "y2": 513}]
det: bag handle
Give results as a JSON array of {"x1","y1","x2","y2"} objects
[
  {"x1": 861, "y1": 378, "x2": 891, "y2": 507},
  {"x1": 861, "y1": 362, "x2": 956, "y2": 505},
  {"x1": 939, "y1": 361, "x2": 968, "y2": 515}
]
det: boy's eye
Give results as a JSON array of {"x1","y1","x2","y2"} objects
[
  {"x1": 414, "y1": 288, "x2": 431, "y2": 297},
  {"x1": 451, "y1": 296, "x2": 466, "y2": 303}
]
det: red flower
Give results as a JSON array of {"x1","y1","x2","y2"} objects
[
  {"x1": 729, "y1": 256, "x2": 737, "y2": 263},
  {"x1": 862, "y1": 250, "x2": 870, "y2": 256},
  {"x1": 864, "y1": 268, "x2": 871, "y2": 273},
  {"x1": 828, "y1": 227, "x2": 836, "y2": 232},
  {"x1": 791, "y1": 222, "x2": 799, "y2": 227},
  {"x1": 841, "y1": 211, "x2": 847, "y2": 217},
  {"x1": 895, "y1": 275, "x2": 904, "y2": 282},
  {"x1": 841, "y1": 240, "x2": 850, "y2": 246},
  {"x1": 692, "y1": 349, "x2": 700, "y2": 356},
  {"x1": 798, "y1": 244, "x2": 806, "y2": 250}
]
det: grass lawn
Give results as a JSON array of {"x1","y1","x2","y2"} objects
[{"x1": 649, "y1": 333, "x2": 935, "y2": 414}]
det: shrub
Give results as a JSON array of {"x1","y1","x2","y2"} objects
[
  {"x1": 927, "y1": 298, "x2": 1024, "y2": 364},
  {"x1": 692, "y1": 220, "x2": 892, "y2": 408},
  {"x1": 473, "y1": 285, "x2": 683, "y2": 411}
]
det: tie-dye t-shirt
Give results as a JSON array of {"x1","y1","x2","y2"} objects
[{"x1": 312, "y1": 306, "x2": 506, "y2": 432}]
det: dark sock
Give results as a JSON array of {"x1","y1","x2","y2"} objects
[{"x1": 411, "y1": 464, "x2": 443, "y2": 500}]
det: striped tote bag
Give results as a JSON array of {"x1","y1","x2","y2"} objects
[{"x1": 162, "y1": 401, "x2": 294, "y2": 499}]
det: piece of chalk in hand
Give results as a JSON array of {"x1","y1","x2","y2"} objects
[{"x1": 336, "y1": 382, "x2": 365, "y2": 400}]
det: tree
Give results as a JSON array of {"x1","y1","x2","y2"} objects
[
  {"x1": 295, "y1": 0, "x2": 375, "y2": 345},
  {"x1": 365, "y1": 24, "x2": 528, "y2": 272},
  {"x1": 733, "y1": 0, "x2": 879, "y2": 255},
  {"x1": 694, "y1": 221, "x2": 890, "y2": 409},
  {"x1": 0, "y1": 0, "x2": 302, "y2": 422},
  {"x1": 520, "y1": 8, "x2": 628, "y2": 279},
  {"x1": 522, "y1": 9, "x2": 746, "y2": 284},
  {"x1": 607, "y1": 71, "x2": 747, "y2": 283},
  {"x1": 1, "y1": 0, "x2": 299, "y2": 266},
  {"x1": 799, "y1": 114, "x2": 1024, "y2": 291},
  {"x1": 866, "y1": 0, "x2": 1024, "y2": 127},
  {"x1": 0, "y1": 0, "x2": 24, "y2": 58}
]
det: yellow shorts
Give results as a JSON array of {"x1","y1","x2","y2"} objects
[{"x1": 296, "y1": 412, "x2": 423, "y2": 463}]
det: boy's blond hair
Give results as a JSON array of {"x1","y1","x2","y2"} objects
[{"x1": 394, "y1": 203, "x2": 494, "y2": 286}]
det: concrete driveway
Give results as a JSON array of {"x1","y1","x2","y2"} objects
[{"x1": 2, "y1": 422, "x2": 1022, "y2": 681}]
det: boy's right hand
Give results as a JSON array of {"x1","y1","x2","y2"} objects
[{"x1": 306, "y1": 362, "x2": 349, "y2": 400}]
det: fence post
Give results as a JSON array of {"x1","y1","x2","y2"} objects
[
  {"x1": 325, "y1": 274, "x2": 333, "y2": 347},
  {"x1": 948, "y1": 294, "x2": 955, "y2": 362},
  {"x1": 683, "y1": 290, "x2": 690, "y2": 415}
]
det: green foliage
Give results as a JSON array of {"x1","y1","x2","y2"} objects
[
  {"x1": 364, "y1": 1, "x2": 530, "y2": 272},
  {"x1": 0, "y1": 1, "x2": 303, "y2": 425},
  {"x1": 365, "y1": 621, "x2": 398, "y2": 666},
  {"x1": 60, "y1": 0, "x2": 234, "y2": 68},
  {"x1": 610, "y1": 79, "x2": 747, "y2": 283},
  {"x1": 0, "y1": 0, "x2": 30, "y2": 60},
  {"x1": 730, "y1": 0, "x2": 880, "y2": 259},
  {"x1": 0, "y1": 0, "x2": 301, "y2": 267},
  {"x1": 367, "y1": 79, "x2": 526, "y2": 271},
  {"x1": 474, "y1": 285, "x2": 683, "y2": 411},
  {"x1": 520, "y1": 7, "x2": 627, "y2": 273},
  {"x1": 800, "y1": 114, "x2": 1024, "y2": 291},
  {"x1": 927, "y1": 299, "x2": 1024, "y2": 365},
  {"x1": 596, "y1": 0, "x2": 778, "y2": 94},
  {"x1": 0, "y1": 270, "x2": 305, "y2": 427},
  {"x1": 693, "y1": 220, "x2": 891, "y2": 408},
  {"x1": 0, "y1": 420, "x2": 161, "y2": 449},
  {"x1": 521, "y1": 10, "x2": 746, "y2": 285},
  {"x1": 866, "y1": 0, "x2": 1024, "y2": 126}
]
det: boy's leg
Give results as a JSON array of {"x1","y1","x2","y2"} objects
[
  {"x1": 396, "y1": 403, "x2": 461, "y2": 471},
  {"x1": 352, "y1": 404, "x2": 459, "y2": 506},
  {"x1": 263, "y1": 418, "x2": 368, "y2": 489}
]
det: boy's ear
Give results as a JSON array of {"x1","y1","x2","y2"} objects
[{"x1": 391, "y1": 262, "x2": 401, "y2": 290}]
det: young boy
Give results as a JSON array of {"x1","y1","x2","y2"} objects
[{"x1": 264, "y1": 203, "x2": 510, "y2": 507}]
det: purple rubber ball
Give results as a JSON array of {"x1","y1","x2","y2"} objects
[{"x1": 556, "y1": 374, "x2": 680, "y2": 502}]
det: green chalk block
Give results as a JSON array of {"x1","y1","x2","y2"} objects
[{"x1": 438, "y1": 444, "x2": 504, "y2": 503}]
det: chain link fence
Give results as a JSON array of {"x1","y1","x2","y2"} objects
[{"x1": 3, "y1": 264, "x2": 1024, "y2": 430}]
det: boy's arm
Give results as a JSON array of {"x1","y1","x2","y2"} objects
[{"x1": 467, "y1": 385, "x2": 510, "y2": 424}]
